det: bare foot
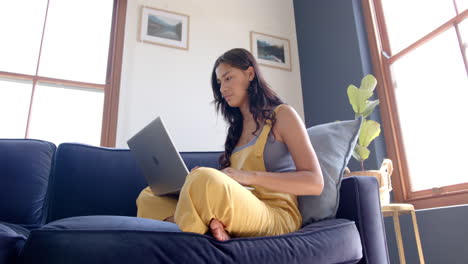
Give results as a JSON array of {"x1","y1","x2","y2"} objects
[
  {"x1": 164, "y1": 216, "x2": 175, "y2": 223},
  {"x1": 209, "y1": 218, "x2": 231, "y2": 241}
]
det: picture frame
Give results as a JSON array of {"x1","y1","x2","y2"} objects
[
  {"x1": 139, "y1": 6, "x2": 190, "y2": 50},
  {"x1": 250, "y1": 31, "x2": 291, "y2": 71}
]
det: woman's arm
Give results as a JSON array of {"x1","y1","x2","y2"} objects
[
  {"x1": 251, "y1": 171, "x2": 322, "y2": 196},
  {"x1": 223, "y1": 105, "x2": 324, "y2": 196}
]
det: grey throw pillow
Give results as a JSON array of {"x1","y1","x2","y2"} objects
[{"x1": 298, "y1": 117, "x2": 362, "y2": 227}]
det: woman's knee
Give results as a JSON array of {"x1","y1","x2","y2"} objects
[
  {"x1": 136, "y1": 186, "x2": 153, "y2": 205},
  {"x1": 185, "y1": 167, "x2": 231, "y2": 191},
  {"x1": 187, "y1": 167, "x2": 221, "y2": 181}
]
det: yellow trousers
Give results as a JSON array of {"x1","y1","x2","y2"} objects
[{"x1": 136, "y1": 167, "x2": 300, "y2": 237}]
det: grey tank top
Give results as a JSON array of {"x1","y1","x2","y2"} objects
[{"x1": 233, "y1": 129, "x2": 296, "y2": 172}]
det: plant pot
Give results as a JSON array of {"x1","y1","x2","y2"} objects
[{"x1": 344, "y1": 159, "x2": 393, "y2": 205}]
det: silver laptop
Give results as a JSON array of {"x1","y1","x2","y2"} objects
[
  {"x1": 127, "y1": 116, "x2": 189, "y2": 196},
  {"x1": 127, "y1": 116, "x2": 255, "y2": 196}
]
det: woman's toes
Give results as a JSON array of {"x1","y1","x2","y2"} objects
[
  {"x1": 164, "y1": 216, "x2": 175, "y2": 223},
  {"x1": 209, "y1": 218, "x2": 231, "y2": 241}
]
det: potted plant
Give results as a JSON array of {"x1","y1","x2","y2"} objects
[
  {"x1": 347, "y1": 74, "x2": 381, "y2": 171},
  {"x1": 344, "y1": 74, "x2": 393, "y2": 205}
]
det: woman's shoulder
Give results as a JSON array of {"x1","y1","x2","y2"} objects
[
  {"x1": 267, "y1": 104, "x2": 298, "y2": 142},
  {"x1": 271, "y1": 104, "x2": 305, "y2": 144},
  {"x1": 260, "y1": 104, "x2": 295, "y2": 123},
  {"x1": 266, "y1": 103, "x2": 290, "y2": 114},
  {"x1": 273, "y1": 104, "x2": 303, "y2": 131},
  {"x1": 274, "y1": 104, "x2": 297, "y2": 118}
]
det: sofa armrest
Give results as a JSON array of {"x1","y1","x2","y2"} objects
[
  {"x1": 0, "y1": 139, "x2": 56, "y2": 227},
  {"x1": 336, "y1": 176, "x2": 390, "y2": 264}
]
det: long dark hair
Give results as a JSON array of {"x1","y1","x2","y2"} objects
[{"x1": 211, "y1": 48, "x2": 284, "y2": 169}]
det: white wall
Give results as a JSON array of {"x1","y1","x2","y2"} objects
[{"x1": 116, "y1": 0, "x2": 304, "y2": 151}]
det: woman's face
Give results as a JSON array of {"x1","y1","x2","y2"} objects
[{"x1": 215, "y1": 63, "x2": 254, "y2": 108}]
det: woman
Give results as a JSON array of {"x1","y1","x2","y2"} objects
[{"x1": 136, "y1": 48, "x2": 323, "y2": 241}]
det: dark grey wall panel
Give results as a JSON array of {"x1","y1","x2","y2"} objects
[{"x1": 293, "y1": 0, "x2": 385, "y2": 171}]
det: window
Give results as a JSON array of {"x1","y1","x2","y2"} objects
[
  {"x1": 0, "y1": 0, "x2": 126, "y2": 147},
  {"x1": 362, "y1": 0, "x2": 468, "y2": 208}
]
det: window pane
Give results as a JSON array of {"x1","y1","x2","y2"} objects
[
  {"x1": 456, "y1": 0, "x2": 467, "y2": 12},
  {"x1": 381, "y1": 0, "x2": 456, "y2": 54},
  {"x1": 0, "y1": 79, "x2": 32, "y2": 138},
  {"x1": 27, "y1": 83, "x2": 104, "y2": 146},
  {"x1": 0, "y1": 1, "x2": 47, "y2": 75},
  {"x1": 391, "y1": 28, "x2": 468, "y2": 191},
  {"x1": 38, "y1": 0, "x2": 113, "y2": 84},
  {"x1": 460, "y1": 19, "x2": 467, "y2": 57}
]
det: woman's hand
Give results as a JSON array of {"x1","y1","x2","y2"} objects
[{"x1": 221, "y1": 167, "x2": 251, "y2": 186}]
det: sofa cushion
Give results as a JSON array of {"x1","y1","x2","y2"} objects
[
  {"x1": 20, "y1": 217, "x2": 362, "y2": 264},
  {"x1": 46, "y1": 144, "x2": 149, "y2": 222},
  {"x1": 40, "y1": 215, "x2": 181, "y2": 232},
  {"x1": 0, "y1": 221, "x2": 29, "y2": 264},
  {"x1": 47, "y1": 144, "x2": 223, "y2": 222},
  {"x1": 0, "y1": 139, "x2": 56, "y2": 227},
  {"x1": 298, "y1": 118, "x2": 362, "y2": 226}
]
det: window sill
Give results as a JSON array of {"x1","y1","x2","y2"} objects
[{"x1": 396, "y1": 191, "x2": 468, "y2": 210}]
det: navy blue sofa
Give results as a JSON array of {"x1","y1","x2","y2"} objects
[{"x1": 0, "y1": 139, "x2": 390, "y2": 264}]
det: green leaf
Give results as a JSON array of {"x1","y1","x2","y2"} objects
[
  {"x1": 355, "y1": 144, "x2": 370, "y2": 161},
  {"x1": 361, "y1": 74, "x2": 377, "y2": 91},
  {"x1": 347, "y1": 84, "x2": 372, "y2": 115},
  {"x1": 359, "y1": 120, "x2": 381, "y2": 147},
  {"x1": 361, "y1": 99, "x2": 380, "y2": 118},
  {"x1": 352, "y1": 145, "x2": 362, "y2": 161},
  {"x1": 347, "y1": 85, "x2": 360, "y2": 113}
]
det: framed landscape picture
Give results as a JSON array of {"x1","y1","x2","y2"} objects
[
  {"x1": 250, "y1": 31, "x2": 291, "y2": 71},
  {"x1": 139, "y1": 6, "x2": 190, "y2": 50}
]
